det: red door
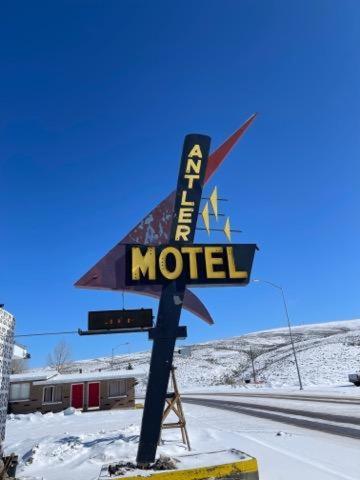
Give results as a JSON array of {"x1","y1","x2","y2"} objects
[
  {"x1": 71, "y1": 384, "x2": 84, "y2": 409},
  {"x1": 88, "y1": 382, "x2": 100, "y2": 408}
]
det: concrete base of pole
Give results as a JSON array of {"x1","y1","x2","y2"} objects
[{"x1": 99, "y1": 449, "x2": 259, "y2": 480}]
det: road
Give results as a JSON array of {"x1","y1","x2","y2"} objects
[
  {"x1": 183, "y1": 394, "x2": 360, "y2": 440},
  {"x1": 184, "y1": 390, "x2": 360, "y2": 405}
]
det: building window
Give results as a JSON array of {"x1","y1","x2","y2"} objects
[
  {"x1": 43, "y1": 386, "x2": 62, "y2": 404},
  {"x1": 108, "y1": 380, "x2": 127, "y2": 398},
  {"x1": 9, "y1": 383, "x2": 30, "y2": 401}
]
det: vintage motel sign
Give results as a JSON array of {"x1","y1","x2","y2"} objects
[
  {"x1": 134, "y1": 134, "x2": 257, "y2": 466},
  {"x1": 75, "y1": 119, "x2": 258, "y2": 466},
  {"x1": 74, "y1": 114, "x2": 258, "y2": 326}
]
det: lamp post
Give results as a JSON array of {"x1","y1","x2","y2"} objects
[
  {"x1": 111, "y1": 342, "x2": 130, "y2": 369},
  {"x1": 253, "y1": 279, "x2": 303, "y2": 390}
]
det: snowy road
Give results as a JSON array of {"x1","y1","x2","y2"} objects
[
  {"x1": 181, "y1": 389, "x2": 360, "y2": 418},
  {"x1": 185, "y1": 391, "x2": 360, "y2": 405},
  {"x1": 183, "y1": 396, "x2": 360, "y2": 440}
]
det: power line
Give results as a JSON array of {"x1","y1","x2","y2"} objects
[{"x1": 15, "y1": 330, "x2": 78, "y2": 338}]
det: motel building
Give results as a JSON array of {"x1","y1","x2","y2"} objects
[{"x1": 8, "y1": 369, "x2": 145, "y2": 414}]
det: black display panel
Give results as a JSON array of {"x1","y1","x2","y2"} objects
[{"x1": 88, "y1": 308, "x2": 153, "y2": 331}]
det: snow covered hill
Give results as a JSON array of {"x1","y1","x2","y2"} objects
[{"x1": 55, "y1": 319, "x2": 360, "y2": 390}]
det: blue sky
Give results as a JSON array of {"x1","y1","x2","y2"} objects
[{"x1": 1, "y1": 1, "x2": 359, "y2": 367}]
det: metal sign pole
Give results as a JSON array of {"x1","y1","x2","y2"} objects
[{"x1": 136, "y1": 134, "x2": 210, "y2": 466}]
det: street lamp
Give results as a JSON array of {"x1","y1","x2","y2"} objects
[
  {"x1": 111, "y1": 342, "x2": 130, "y2": 369},
  {"x1": 253, "y1": 279, "x2": 303, "y2": 390}
]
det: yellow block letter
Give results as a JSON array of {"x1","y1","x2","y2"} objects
[
  {"x1": 131, "y1": 247, "x2": 156, "y2": 280},
  {"x1": 181, "y1": 190, "x2": 194, "y2": 206},
  {"x1": 159, "y1": 247, "x2": 183, "y2": 280},
  {"x1": 226, "y1": 246, "x2": 248, "y2": 279},
  {"x1": 181, "y1": 246, "x2": 203, "y2": 279},
  {"x1": 178, "y1": 207, "x2": 194, "y2": 224},
  {"x1": 204, "y1": 246, "x2": 226, "y2": 279},
  {"x1": 188, "y1": 144, "x2": 203, "y2": 158},
  {"x1": 175, "y1": 224, "x2": 191, "y2": 241},
  {"x1": 184, "y1": 174, "x2": 200, "y2": 189},
  {"x1": 185, "y1": 158, "x2": 202, "y2": 174}
]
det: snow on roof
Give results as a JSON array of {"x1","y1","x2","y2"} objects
[
  {"x1": 13, "y1": 344, "x2": 29, "y2": 360},
  {"x1": 10, "y1": 371, "x2": 58, "y2": 383},
  {"x1": 33, "y1": 369, "x2": 146, "y2": 385}
]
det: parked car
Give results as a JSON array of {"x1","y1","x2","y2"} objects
[
  {"x1": 244, "y1": 373, "x2": 252, "y2": 384},
  {"x1": 348, "y1": 373, "x2": 360, "y2": 386}
]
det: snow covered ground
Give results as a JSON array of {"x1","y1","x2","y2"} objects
[
  {"x1": 5, "y1": 402, "x2": 360, "y2": 480},
  {"x1": 7, "y1": 319, "x2": 360, "y2": 479},
  {"x1": 52, "y1": 318, "x2": 360, "y2": 391}
]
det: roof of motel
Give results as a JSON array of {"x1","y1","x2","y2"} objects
[
  {"x1": 10, "y1": 369, "x2": 146, "y2": 385},
  {"x1": 10, "y1": 371, "x2": 58, "y2": 383}
]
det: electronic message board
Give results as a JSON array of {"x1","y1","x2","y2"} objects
[{"x1": 88, "y1": 308, "x2": 153, "y2": 331}]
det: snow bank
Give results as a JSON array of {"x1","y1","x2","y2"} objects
[{"x1": 4, "y1": 402, "x2": 360, "y2": 480}]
